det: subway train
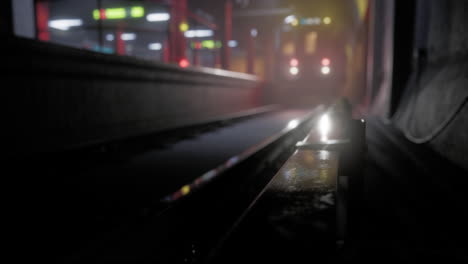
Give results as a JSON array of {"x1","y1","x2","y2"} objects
[{"x1": 275, "y1": 15, "x2": 348, "y2": 105}]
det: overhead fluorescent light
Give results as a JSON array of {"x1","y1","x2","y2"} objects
[
  {"x1": 184, "y1": 29, "x2": 214, "y2": 38},
  {"x1": 121, "y1": 33, "x2": 136, "y2": 41},
  {"x1": 250, "y1": 28, "x2": 258, "y2": 37},
  {"x1": 148, "y1": 43, "x2": 162, "y2": 50},
  {"x1": 146, "y1": 13, "x2": 170, "y2": 22},
  {"x1": 106, "y1": 34, "x2": 114, "y2": 41},
  {"x1": 228, "y1": 40, "x2": 238, "y2": 48},
  {"x1": 48, "y1": 19, "x2": 83, "y2": 31}
]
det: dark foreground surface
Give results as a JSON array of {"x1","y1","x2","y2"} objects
[
  {"x1": 12, "y1": 112, "x2": 468, "y2": 263},
  {"x1": 13, "y1": 109, "x2": 313, "y2": 262},
  {"x1": 209, "y1": 117, "x2": 468, "y2": 263}
]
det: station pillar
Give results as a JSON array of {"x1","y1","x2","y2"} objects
[
  {"x1": 169, "y1": 0, "x2": 188, "y2": 64},
  {"x1": 222, "y1": 0, "x2": 232, "y2": 70},
  {"x1": 35, "y1": 0, "x2": 50, "y2": 41}
]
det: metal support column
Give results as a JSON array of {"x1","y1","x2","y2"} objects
[
  {"x1": 223, "y1": 0, "x2": 232, "y2": 70},
  {"x1": 169, "y1": 0, "x2": 187, "y2": 64},
  {"x1": 35, "y1": 0, "x2": 49, "y2": 41},
  {"x1": 247, "y1": 28, "x2": 255, "y2": 74},
  {"x1": 115, "y1": 24, "x2": 126, "y2": 55}
]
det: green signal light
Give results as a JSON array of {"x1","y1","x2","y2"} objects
[
  {"x1": 93, "y1": 10, "x2": 100, "y2": 20},
  {"x1": 106, "y1": 8, "x2": 126, "y2": 19},
  {"x1": 201, "y1": 40, "x2": 215, "y2": 49},
  {"x1": 93, "y1": 7, "x2": 145, "y2": 20},
  {"x1": 131, "y1": 6, "x2": 145, "y2": 18}
]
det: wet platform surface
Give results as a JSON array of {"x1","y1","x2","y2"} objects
[
  {"x1": 210, "y1": 117, "x2": 468, "y2": 263},
  {"x1": 210, "y1": 148, "x2": 341, "y2": 263}
]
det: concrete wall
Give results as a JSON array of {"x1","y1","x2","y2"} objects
[
  {"x1": 393, "y1": 0, "x2": 468, "y2": 170},
  {"x1": 4, "y1": 38, "x2": 260, "y2": 156}
]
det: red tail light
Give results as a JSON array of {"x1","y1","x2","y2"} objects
[
  {"x1": 289, "y1": 58, "x2": 299, "y2": 67},
  {"x1": 321, "y1": 58, "x2": 330, "y2": 66}
]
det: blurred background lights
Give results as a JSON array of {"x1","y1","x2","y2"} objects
[
  {"x1": 146, "y1": 12, "x2": 170, "y2": 22},
  {"x1": 184, "y1": 29, "x2": 213, "y2": 38},
  {"x1": 250, "y1": 28, "x2": 258, "y2": 37},
  {"x1": 148, "y1": 43, "x2": 162, "y2": 50},
  {"x1": 228, "y1": 40, "x2": 238, "y2": 48},
  {"x1": 48, "y1": 19, "x2": 82, "y2": 31},
  {"x1": 179, "y1": 22, "x2": 189, "y2": 32},
  {"x1": 121, "y1": 33, "x2": 136, "y2": 41}
]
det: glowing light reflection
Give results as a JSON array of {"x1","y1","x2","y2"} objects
[
  {"x1": 287, "y1": 119, "x2": 300, "y2": 129},
  {"x1": 318, "y1": 114, "x2": 331, "y2": 141}
]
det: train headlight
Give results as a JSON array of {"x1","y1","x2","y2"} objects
[
  {"x1": 289, "y1": 66, "x2": 299, "y2": 75},
  {"x1": 321, "y1": 66, "x2": 331, "y2": 75}
]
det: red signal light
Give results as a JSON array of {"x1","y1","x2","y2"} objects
[
  {"x1": 321, "y1": 58, "x2": 330, "y2": 66},
  {"x1": 99, "y1": 9, "x2": 107, "y2": 20},
  {"x1": 289, "y1": 58, "x2": 299, "y2": 67},
  {"x1": 179, "y1": 58, "x2": 190, "y2": 68}
]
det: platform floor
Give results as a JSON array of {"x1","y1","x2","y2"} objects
[{"x1": 209, "y1": 118, "x2": 468, "y2": 263}]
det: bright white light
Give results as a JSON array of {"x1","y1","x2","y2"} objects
[
  {"x1": 228, "y1": 40, "x2": 238, "y2": 48},
  {"x1": 48, "y1": 19, "x2": 83, "y2": 31},
  {"x1": 250, "y1": 28, "x2": 258, "y2": 37},
  {"x1": 148, "y1": 43, "x2": 162, "y2": 50},
  {"x1": 284, "y1": 15, "x2": 296, "y2": 24},
  {"x1": 184, "y1": 29, "x2": 214, "y2": 38},
  {"x1": 321, "y1": 66, "x2": 331, "y2": 75},
  {"x1": 287, "y1": 119, "x2": 300, "y2": 130},
  {"x1": 289, "y1": 66, "x2": 299, "y2": 75},
  {"x1": 106, "y1": 34, "x2": 114, "y2": 41},
  {"x1": 121, "y1": 33, "x2": 136, "y2": 41},
  {"x1": 318, "y1": 114, "x2": 331, "y2": 141},
  {"x1": 146, "y1": 13, "x2": 170, "y2": 22}
]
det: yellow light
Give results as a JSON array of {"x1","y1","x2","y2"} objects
[
  {"x1": 181, "y1": 185, "x2": 190, "y2": 195},
  {"x1": 323, "y1": 17, "x2": 332, "y2": 25},
  {"x1": 291, "y1": 18, "x2": 299, "y2": 27},
  {"x1": 179, "y1": 22, "x2": 189, "y2": 32}
]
